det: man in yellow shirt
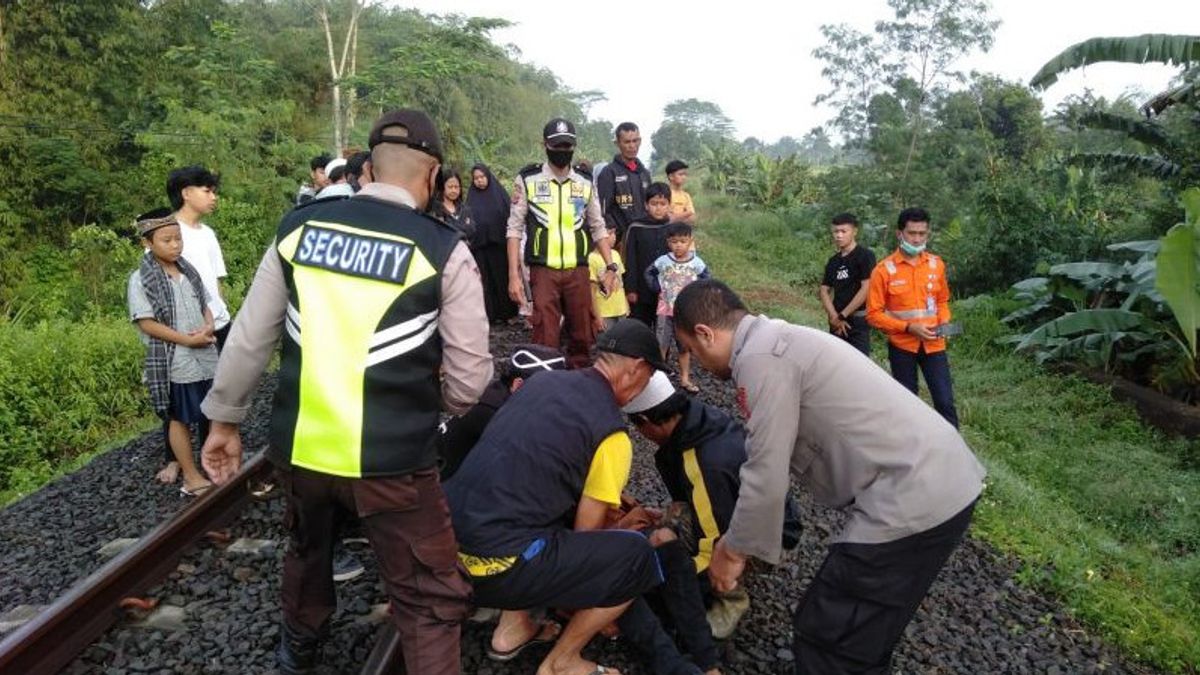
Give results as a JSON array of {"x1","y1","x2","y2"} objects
[
  {"x1": 665, "y1": 160, "x2": 696, "y2": 225},
  {"x1": 445, "y1": 320, "x2": 668, "y2": 675}
]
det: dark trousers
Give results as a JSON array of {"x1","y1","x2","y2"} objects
[
  {"x1": 793, "y1": 501, "x2": 975, "y2": 674},
  {"x1": 887, "y1": 343, "x2": 959, "y2": 428},
  {"x1": 618, "y1": 539, "x2": 717, "y2": 675},
  {"x1": 832, "y1": 315, "x2": 871, "y2": 357},
  {"x1": 280, "y1": 466, "x2": 470, "y2": 675},
  {"x1": 530, "y1": 265, "x2": 594, "y2": 369},
  {"x1": 630, "y1": 301, "x2": 657, "y2": 328}
]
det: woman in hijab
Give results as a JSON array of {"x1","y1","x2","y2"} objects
[{"x1": 466, "y1": 163, "x2": 518, "y2": 323}]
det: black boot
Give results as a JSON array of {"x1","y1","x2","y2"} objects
[{"x1": 276, "y1": 622, "x2": 319, "y2": 675}]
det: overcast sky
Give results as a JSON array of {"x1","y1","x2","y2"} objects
[{"x1": 395, "y1": 0, "x2": 1199, "y2": 147}]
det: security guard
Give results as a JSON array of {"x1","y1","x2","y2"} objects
[
  {"x1": 866, "y1": 207, "x2": 959, "y2": 427},
  {"x1": 507, "y1": 117, "x2": 618, "y2": 368},
  {"x1": 200, "y1": 109, "x2": 492, "y2": 675}
]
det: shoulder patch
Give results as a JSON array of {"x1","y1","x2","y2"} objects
[
  {"x1": 884, "y1": 259, "x2": 897, "y2": 274},
  {"x1": 518, "y1": 163, "x2": 542, "y2": 178}
]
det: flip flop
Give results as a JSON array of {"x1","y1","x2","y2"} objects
[
  {"x1": 681, "y1": 382, "x2": 701, "y2": 394},
  {"x1": 180, "y1": 483, "x2": 213, "y2": 497},
  {"x1": 589, "y1": 666, "x2": 617, "y2": 674},
  {"x1": 485, "y1": 620, "x2": 561, "y2": 662}
]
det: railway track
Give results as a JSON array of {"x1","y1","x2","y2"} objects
[{"x1": 0, "y1": 453, "x2": 403, "y2": 675}]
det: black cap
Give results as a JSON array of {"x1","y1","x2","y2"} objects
[
  {"x1": 665, "y1": 160, "x2": 688, "y2": 175},
  {"x1": 368, "y1": 109, "x2": 444, "y2": 162},
  {"x1": 504, "y1": 343, "x2": 568, "y2": 381},
  {"x1": 596, "y1": 319, "x2": 670, "y2": 372},
  {"x1": 543, "y1": 118, "x2": 577, "y2": 146}
]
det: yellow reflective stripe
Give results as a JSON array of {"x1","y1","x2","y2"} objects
[
  {"x1": 459, "y1": 552, "x2": 517, "y2": 577},
  {"x1": 277, "y1": 221, "x2": 437, "y2": 477},
  {"x1": 886, "y1": 308, "x2": 936, "y2": 320},
  {"x1": 682, "y1": 448, "x2": 721, "y2": 573}
]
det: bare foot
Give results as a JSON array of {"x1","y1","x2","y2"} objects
[
  {"x1": 490, "y1": 619, "x2": 560, "y2": 656},
  {"x1": 155, "y1": 462, "x2": 180, "y2": 484}
]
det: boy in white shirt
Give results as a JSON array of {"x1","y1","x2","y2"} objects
[{"x1": 166, "y1": 166, "x2": 231, "y2": 349}]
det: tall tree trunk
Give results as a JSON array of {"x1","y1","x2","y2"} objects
[{"x1": 317, "y1": 0, "x2": 367, "y2": 154}]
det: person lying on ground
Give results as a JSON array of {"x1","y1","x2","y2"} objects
[{"x1": 445, "y1": 319, "x2": 668, "y2": 675}]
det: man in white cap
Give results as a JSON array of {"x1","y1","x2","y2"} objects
[{"x1": 314, "y1": 157, "x2": 354, "y2": 199}]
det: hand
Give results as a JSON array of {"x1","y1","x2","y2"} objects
[
  {"x1": 626, "y1": 291, "x2": 638, "y2": 305},
  {"x1": 602, "y1": 269, "x2": 617, "y2": 295},
  {"x1": 201, "y1": 421, "x2": 244, "y2": 485},
  {"x1": 186, "y1": 327, "x2": 216, "y2": 347},
  {"x1": 907, "y1": 322, "x2": 938, "y2": 341},
  {"x1": 508, "y1": 274, "x2": 526, "y2": 306},
  {"x1": 615, "y1": 505, "x2": 658, "y2": 531},
  {"x1": 708, "y1": 538, "x2": 747, "y2": 593},
  {"x1": 829, "y1": 317, "x2": 848, "y2": 336},
  {"x1": 593, "y1": 317, "x2": 606, "y2": 333}
]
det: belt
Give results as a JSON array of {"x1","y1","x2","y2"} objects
[{"x1": 459, "y1": 537, "x2": 546, "y2": 578}]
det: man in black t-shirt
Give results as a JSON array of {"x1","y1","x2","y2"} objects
[{"x1": 819, "y1": 212, "x2": 876, "y2": 356}]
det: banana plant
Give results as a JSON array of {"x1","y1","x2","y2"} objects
[{"x1": 1155, "y1": 188, "x2": 1200, "y2": 358}]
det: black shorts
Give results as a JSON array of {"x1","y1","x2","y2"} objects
[{"x1": 471, "y1": 529, "x2": 663, "y2": 610}]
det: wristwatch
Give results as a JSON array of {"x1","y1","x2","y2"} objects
[{"x1": 605, "y1": 262, "x2": 619, "y2": 272}]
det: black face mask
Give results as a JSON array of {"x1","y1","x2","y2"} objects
[{"x1": 547, "y1": 148, "x2": 574, "y2": 169}]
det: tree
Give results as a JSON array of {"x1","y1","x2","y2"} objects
[
  {"x1": 813, "y1": 0, "x2": 999, "y2": 186},
  {"x1": 314, "y1": 0, "x2": 368, "y2": 154},
  {"x1": 812, "y1": 24, "x2": 895, "y2": 145},
  {"x1": 661, "y1": 98, "x2": 735, "y2": 139},
  {"x1": 1031, "y1": 35, "x2": 1200, "y2": 189}
]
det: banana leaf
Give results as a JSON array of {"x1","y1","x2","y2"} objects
[
  {"x1": 1015, "y1": 309, "x2": 1152, "y2": 352},
  {"x1": 1031, "y1": 35, "x2": 1200, "y2": 90}
]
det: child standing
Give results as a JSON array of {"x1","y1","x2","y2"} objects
[
  {"x1": 647, "y1": 222, "x2": 709, "y2": 393},
  {"x1": 128, "y1": 212, "x2": 218, "y2": 496},
  {"x1": 589, "y1": 223, "x2": 630, "y2": 334},
  {"x1": 167, "y1": 166, "x2": 231, "y2": 350}
]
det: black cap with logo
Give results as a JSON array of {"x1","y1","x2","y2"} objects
[
  {"x1": 596, "y1": 319, "x2": 670, "y2": 372},
  {"x1": 542, "y1": 118, "x2": 577, "y2": 146},
  {"x1": 368, "y1": 109, "x2": 444, "y2": 162}
]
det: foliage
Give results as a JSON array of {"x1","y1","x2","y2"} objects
[
  {"x1": 1001, "y1": 203, "x2": 1200, "y2": 399},
  {"x1": 1030, "y1": 35, "x2": 1200, "y2": 92},
  {"x1": 1156, "y1": 188, "x2": 1200, "y2": 358},
  {"x1": 0, "y1": 316, "x2": 149, "y2": 496}
]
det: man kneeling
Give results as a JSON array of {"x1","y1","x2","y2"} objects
[{"x1": 446, "y1": 319, "x2": 668, "y2": 675}]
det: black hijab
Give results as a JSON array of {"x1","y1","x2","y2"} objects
[{"x1": 465, "y1": 163, "x2": 510, "y2": 246}]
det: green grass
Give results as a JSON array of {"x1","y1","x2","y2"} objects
[{"x1": 695, "y1": 193, "x2": 1200, "y2": 673}]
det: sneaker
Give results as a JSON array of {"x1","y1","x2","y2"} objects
[
  {"x1": 332, "y1": 544, "x2": 364, "y2": 582},
  {"x1": 707, "y1": 587, "x2": 750, "y2": 640},
  {"x1": 276, "y1": 623, "x2": 319, "y2": 675}
]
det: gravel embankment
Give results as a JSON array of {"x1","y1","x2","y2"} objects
[{"x1": 0, "y1": 323, "x2": 1152, "y2": 674}]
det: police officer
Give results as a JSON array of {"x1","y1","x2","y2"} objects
[
  {"x1": 674, "y1": 279, "x2": 984, "y2": 675},
  {"x1": 200, "y1": 109, "x2": 492, "y2": 675},
  {"x1": 507, "y1": 117, "x2": 618, "y2": 368},
  {"x1": 596, "y1": 121, "x2": 652, "y2": 243}
]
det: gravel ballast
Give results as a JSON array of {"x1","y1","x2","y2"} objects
[{"x1": 0, "y1": 323, "x2": 1153, "y2": 674}]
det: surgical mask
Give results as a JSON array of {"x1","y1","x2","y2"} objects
[
  {"x1": 547, "y1": 148, "x2": 574, "y2": 169},
  {"x1": 899, "y1": 239, "x2": 926, "y2": 256}
]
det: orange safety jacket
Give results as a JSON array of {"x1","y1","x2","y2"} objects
[{"x1": 866, "y1": 249, "x2": 951, "y2": 354}]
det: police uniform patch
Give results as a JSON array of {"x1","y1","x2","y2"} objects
[
  {"x1": 571, "y1": 181, "x2": 585, "y2": 198},
  {"x1": 534, "y1": 181, "x2": 552, "y2": 199},
  {"x1": 294, "y1": 224, "x2": 414, "y2": 284}
]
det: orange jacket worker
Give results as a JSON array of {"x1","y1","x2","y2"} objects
[{"x1": 867, "y1": 207, "x2": 959, "y2": 427}]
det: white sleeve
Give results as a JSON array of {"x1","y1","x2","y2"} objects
[{"x1": 208, "y1": 228, "x2": 227, "y2": 278}]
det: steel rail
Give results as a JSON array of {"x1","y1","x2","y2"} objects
[{"x1": 0, "y1": 452, "x2": 272, "y2": 675}]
